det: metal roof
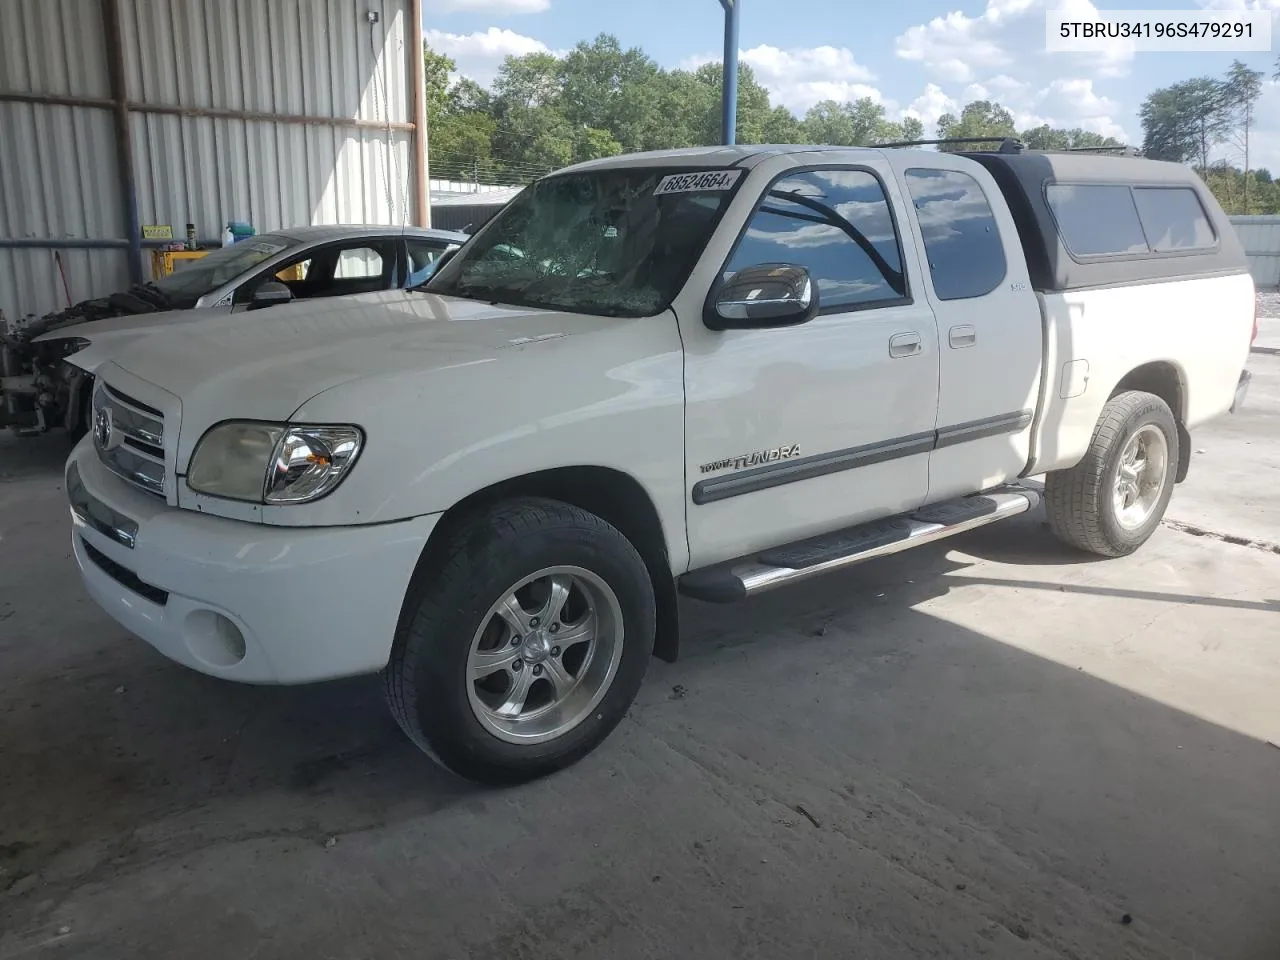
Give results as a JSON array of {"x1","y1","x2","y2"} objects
[{"x1": 429, "y1": 186, "x2": 524, "y2": 207}]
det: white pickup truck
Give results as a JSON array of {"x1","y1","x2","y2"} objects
[{"x1": 65, "y1": 144, "x2": 1257, "y2": 783}]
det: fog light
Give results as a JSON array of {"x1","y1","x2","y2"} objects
[{"x1": 183, "y1": 610, "x2": 247, "y2": 668}]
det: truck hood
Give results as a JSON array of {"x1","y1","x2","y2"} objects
[
  {"x1": 37, "y1": 306, "x2": 233, "y2": 374},
  {"x1": 103, "y1": 289, "x2": 599, "y2": 428}
]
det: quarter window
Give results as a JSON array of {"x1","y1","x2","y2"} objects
[
  {"x1": 725, "y1": 169, "x2": 908, "y2": 312},
  {"x1": 406, "y1": 239, "x2": 458, "y2": 286},
  {"x1": 904, "y1": 169, "x2": 1006, "y2": 300},
  {"x1": 1132, "y1": 187, "x2": 1215, "y2": 251},
  {"x1": 1046, "y1": 184, "x2": 1149, "y2": 257},
  {"x1": 334, "y1": 246, "x2": 384, "y2": 278}
]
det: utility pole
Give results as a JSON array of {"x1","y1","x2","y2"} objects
[{"x1": 719, "y1": 0, "x2": 739, "y2": 145}]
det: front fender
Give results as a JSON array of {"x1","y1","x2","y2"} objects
[{"x1": 260, "y1": 316, "x2": 691, "y2": 572}]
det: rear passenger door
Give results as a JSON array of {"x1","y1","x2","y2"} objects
[{"x1": 889, "y1": 154, "x2": 1044, "y2": 500}]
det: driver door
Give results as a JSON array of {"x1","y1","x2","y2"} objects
[{"x1": 681, "y1": 163, "x2": 941, "y2": 568}]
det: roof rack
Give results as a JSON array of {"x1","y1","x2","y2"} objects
[
  {"x1": 873, "y1": 136, "x2": 1026, "y2": 154},
  {"x1": 1060, "y1": 144, "x2": 1143, "y2": 157}
]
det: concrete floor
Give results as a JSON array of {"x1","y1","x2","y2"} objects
[{"x1": 2, "y1": 357, "x2": 1278, "y2": 960}]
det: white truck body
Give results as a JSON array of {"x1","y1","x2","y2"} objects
[{"x1": 63, "y1": 144, "x2": 1256, "y2": 782}]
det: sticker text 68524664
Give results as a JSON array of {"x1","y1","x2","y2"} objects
[{"x1": 653, "y1": 170, "x2": 743, "y2": 196}]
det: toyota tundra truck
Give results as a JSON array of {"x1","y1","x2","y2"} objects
[{"x1": 64, "y1": 144, "x2": 1257, "y2": 783}]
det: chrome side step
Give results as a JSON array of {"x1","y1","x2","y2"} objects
[{"x1": 678, "y1": 487, "x2": 1040, "y2": 603}]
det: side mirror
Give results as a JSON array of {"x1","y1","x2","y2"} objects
[
  {"x1": 705, "y1": 264, "x2": 818, "y2": 331},
  {"x1": 248, "y1": 280, "x2": 293, "y2": 311}
]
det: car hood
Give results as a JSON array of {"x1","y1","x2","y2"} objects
[
  {"x1": 102, "y1": 289, "x2": 604, "y2": 428},
  {"x1": 33, "y1": 304, "x2": 224, "y2": 343},
  {"x1": 36, "y1": 305, "x2": 232, "y2": 374}
]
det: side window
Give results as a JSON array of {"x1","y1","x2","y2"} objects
[
  {"x1": 241, "y1": 239, "x2": 395, "y2": 303},
  {"x1": 1046, "y1": 184, "x2": 1148, "y2": 257},
  {"x1": 333, "y1": 246, "x2": 384, "y2": 278},
  {"x1": 904, "y1": 168, "x2": 1007, "y2": 300},
  {"x1": 1131, "y1": 187, "x2": 1216, "y2": 251},
  {"x1": 725, "y1": 169, "x2": 907, "y2": 311},
  {"x1": 276, "y1": 259, "x2": 310, "y2": 282},
  {"x1": 405, "y1": 239, "x2": 458, "y2": 286}
]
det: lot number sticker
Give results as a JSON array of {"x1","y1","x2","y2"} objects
[{"x1": 653, "y1": 170, "x2": 743, "y2": 195}]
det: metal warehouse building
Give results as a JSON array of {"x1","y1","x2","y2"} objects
[{"x1": 0, "y1": 0, "x2": 430, "y2": 322}]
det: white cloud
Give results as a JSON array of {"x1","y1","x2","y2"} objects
[
  {"x1": 1195, "y1": 0, "x2": 1280, "y2": 10},
  {"x1": 904, "y1": 84, "x2": 960, "y2": 127},
  {"x1": 424, "y1": 27, "x2": 551, "y2": 87},
  {"x1": 682, "y1": 44, "x2": 880, "y2": 115},
  {"x1": 895, "y1": 0, "x2": 1135, "y2": 84},
  {"x1": 424, "y1": 0, "x2": 550, "y2": 12},
  {"x1": 893, "y1": 1, "x2": 1140, "y2": 141}
]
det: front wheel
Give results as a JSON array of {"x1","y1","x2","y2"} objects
[
  {"x1": 383, "y1": 497, "x2": 656, "y2": 784},
  {"x1": 1045, "y1": 390, "x2": 1179, "y2": 557}
]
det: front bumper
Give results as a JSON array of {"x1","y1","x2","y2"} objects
[
  {"x1": 1231, "y1": 369, "x2": 1253, "y2": 414},
  {"x1": 67, "y1": 438, "x2": 439, "y2": 684}
]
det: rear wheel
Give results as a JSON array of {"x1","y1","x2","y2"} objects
[
  {"x1": 1045, "y1": 390, "x2": 1179, "y2": 557},
  {"x1": 383, "y1": 497, "x2": 656, "y2": 784}
]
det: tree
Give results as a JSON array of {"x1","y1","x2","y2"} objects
[
  {"x1": 1140, "y1": 77, "x2": 1231, "y2": 170},
  {"x1": 492, "y1": 52, "x2": 562, "y2": 110},
  {"x1": 1223, "y1": 60, "x2": 1265, "y2": 209},
  {"x1": 935, "y1": 100, "x2": 1017, "y2": 151},
  {"x1": 423, "y1": 45, "x2": 454, "y2": 120},
  {"x1": 424, "y1": 45, "x2": 499, "y2": 182},
  {"x1": 1019, "y1": 125, "x2": 1123, "y2": 151},
  {"x1": 898, "y1": 116, "x2": 925, "y2": 142},
  {"x1": 557, "y1": 34, "x2": 661, "y2": 151}
]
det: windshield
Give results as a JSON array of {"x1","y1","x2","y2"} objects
[
  {"x1": 426, "y1": 168, "x2": 743, "y2": 317},
  {"x1": 150, "y1": 235, "x2": 294, "y2": 301}
]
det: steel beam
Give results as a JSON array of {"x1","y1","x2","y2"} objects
[{"x1": 0, "y1": 91, "x2": 415, "y2": 133}]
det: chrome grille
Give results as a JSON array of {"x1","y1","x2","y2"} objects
[{"x1": 93, "y1": 383, "x2": 167, "y2": 497}]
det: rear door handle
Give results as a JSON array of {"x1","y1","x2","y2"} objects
[
  {"x1": 949, "y1": 324, "x2": 977, "y2": 349},
  {"x1": 889, "y1": 332, "x2": 922, "y2": 358}
]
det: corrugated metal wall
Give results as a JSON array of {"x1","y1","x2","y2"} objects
[
  {"x1": 0, "y1": 0, "x2": 125, "y2": 316},
  {"x1": 1229, "y1": 215, "x2": 1280, "y2": 290},
  {"x1": 0, "y1": 0, "x2": 416, "y2": 322}
]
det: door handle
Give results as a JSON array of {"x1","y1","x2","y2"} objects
[
  {"x1": 889, "y1": 332, "x2": 922, "y2": 358},
  {"x1": 948, "y1": 324, "x2": 977, "y2": 349}
]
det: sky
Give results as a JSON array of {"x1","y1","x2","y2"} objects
[{"x1": 421, "y1": 0, "x2": 1280, "y2": 169}]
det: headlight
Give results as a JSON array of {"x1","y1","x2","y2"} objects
[
  {"x1": 187, "y1": 422, "x2": 364, "y2": 504},
  {"x1": 57, "y1": 337, "x2": 91, "y2": 357}
]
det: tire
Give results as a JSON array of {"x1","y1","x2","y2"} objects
[
  {"x1": 1045, "y1": 390, "x2": 1179, "y2": 558},
  {"x1": 383, "y1": 496, "x2": 656, "y2": 784}
]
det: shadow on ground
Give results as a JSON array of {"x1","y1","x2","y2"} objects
[{"x1": 2, "y1": 438, "x2": 1279, "y2": 959}]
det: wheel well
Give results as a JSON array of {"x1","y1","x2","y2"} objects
[
  {"x1": 1110, "y1": 361, "x2": 1191, "y2": 483},
  {"x1": 425, "y1": 467, "x2": 681, "y2": 663}
]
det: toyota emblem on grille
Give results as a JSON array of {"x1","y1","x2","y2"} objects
[{"x1": 94, "y1": 407, "x2": 116, "y2": 451}]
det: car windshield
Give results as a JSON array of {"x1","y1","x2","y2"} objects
[
  {"x1": 425, "y1": 168, "x2": 742, "y2": 317},
  {"x1": 150, "y1": 234, "x2": 294, "y2": 300}
]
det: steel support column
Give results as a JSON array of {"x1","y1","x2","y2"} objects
[
  {"x1": 409, "y1": 0, "x2": 431, "y2": 227},
  {"x1": 101, "y1": 0, "x2": 143, "y2": 285},
  {"x1": 719, "y1": 0, "x2": 739, "y2": 146}
]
